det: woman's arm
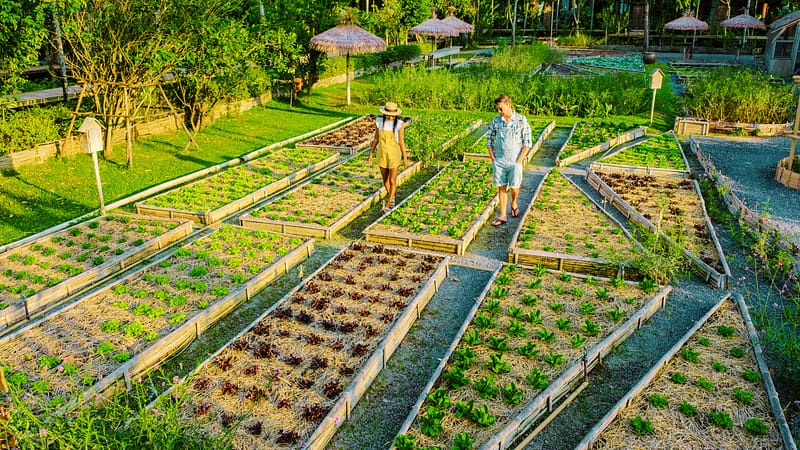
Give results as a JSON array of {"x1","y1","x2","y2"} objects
[
  {"x1": 398, "y1": 124, "x2": 408, "y2": 167},
  {"x1": 368, "y1": 123, "x2": 379, "y2": 163}
]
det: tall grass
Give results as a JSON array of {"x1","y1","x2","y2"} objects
[
  {"x1": 0, "y1": 370, "x2": 230, "y2": 449},
  {"x1": 682, "y1": 67, "x2": 796, "y2": 123},
  {"x1": 361, "y1": 66, "x2": 648, "y2": 117},
  {"x1": 489, "y1": 42, "x2": 564, "y2": 75}
]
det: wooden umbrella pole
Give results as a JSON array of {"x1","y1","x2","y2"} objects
[{"x1": 346, "y1": 52, "x2": 351, "y2": 105}]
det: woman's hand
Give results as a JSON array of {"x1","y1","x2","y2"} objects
[
  {"x1": 402, "y1": 156, "x2": 407, "y2": 169},
  {"x1": 368, "y1": 152, "x2": 374, "y2": 165}
]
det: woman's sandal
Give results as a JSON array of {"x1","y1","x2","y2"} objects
[{"x1": 491, "y1": 218, "x2": 507, "y2": 227}]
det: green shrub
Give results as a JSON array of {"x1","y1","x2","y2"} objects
[{"x1": 0, "y1": 105, "x2": 72, "y2": 155}]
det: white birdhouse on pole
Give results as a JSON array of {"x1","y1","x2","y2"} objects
[{"x1": 77, "y1": 117, "x2": 106, "y2": 214}]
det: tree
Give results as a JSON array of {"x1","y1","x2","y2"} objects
[
  {"x1": 0, "y1": 0, "x2": 48, "y2": 97},
  {"x1": 59, "y1": 0, "x2": 190, "y2": 165}
]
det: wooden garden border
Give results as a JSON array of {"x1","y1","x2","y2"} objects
[
  {"x1": 556, "y1": 126, "x2": 647, "y2": 167},
  {"x1": 589, "y1": 131, "x2": 691, "y2": 179},
  {"x1": 0, "y1": 215, "x2": 193, "y2": 331},
  {"x1": 151, "y1": 244, "x2": 450, "y2": 450},
  {"x1": 295, "y1": 115, "x2": 374, "y2": 155},
  {"x1": 0, "y1": 117, "x2": 354, "y2": 256},
  {"x1": 775, "y1": 157, "x2": 800, "y2": 190},
  {"x1": 688, "y1": 138, "x2": 800, "y2": 263},
  {"x1": 576, "y1": 293, "x2": 797, "y2": 450},
  {"x1": 134, "y1": 151, "x2": 339, "y2": 224},
  {"x1": 507, "y1": 174, "x2": 645, "y2": 281},
  {"x1": 394, "y1": 267, "x2": 673, "y2": 450},
  {"x1": 585, "y1": 169, "x2": 731, "y2": 289},
  {"x1": 0, "y1": 226, "x2": 316, "y2": 407},
  {"x1": 362, "y1": 161, "x2": 497, "y2": 255},
  {"x1": 463, "y1": 120, "x2": 557, "y2": 164},
  {"x1": 239, "y1": 160, "x2": 423, "y2": 239}
]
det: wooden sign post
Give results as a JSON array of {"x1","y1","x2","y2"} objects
[
  {"x1": 78, "y1": 117, "x2": 106, "y2": 214},
  {"x1": 649, "y1": 68, "x2": 664, "y2": 126}
]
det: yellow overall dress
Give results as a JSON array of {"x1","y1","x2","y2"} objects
[{"x1": 376, "y1": 118, "x2": 403, "y2": 169}]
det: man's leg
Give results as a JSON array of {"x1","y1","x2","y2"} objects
[
  {"x1": 509, "y1": 187, "x2": 520, "y2": 213},
  {"x1": 497, "y1": 185, "x2": 508, "y2": 220}
]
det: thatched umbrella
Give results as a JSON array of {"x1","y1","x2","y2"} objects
[
  {"x1": 664, "y1": 13, "x2": 708, "y2": 50},
  {"x1": 721, "y1": 10, "x2": 766, "y2": 46},
  {"x1": 410, "y1": 8, "x2": 458, "y2": 53},
  {"x1": 442, "y1": 6, "x2": 474, "y2": 34},
  {"x1": 310, "y1": 12, "x2": 386, "y2": 105}
]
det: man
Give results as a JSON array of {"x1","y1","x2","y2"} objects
[{"x1": 486, "y1": 94, "x2": 532, "y2": 226}]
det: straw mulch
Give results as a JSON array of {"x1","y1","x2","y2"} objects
[
  {"x1": 299, "y1": 117, "x2": 375, "y2": 148},
  {"x1": 594, "y1": 299, "x2": 783, "y2": 449},
  {"x1": 596, "y1": 172, "x2": 723, "y2": 271},
  {"x1": 177, "y1": 243, "x2": 445, "y2": 449},
  {"x1": 518, "y1": 171, "x2": 641, "y2": 262},
  {"x1": 408, "y1": 265, "x2": 659, "y2": 447}
]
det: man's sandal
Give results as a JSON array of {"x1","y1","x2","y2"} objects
[{"x1": 511, "y1": 207, "x2": 520, "y2": 218}]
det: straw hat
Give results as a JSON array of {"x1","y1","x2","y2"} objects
[{"x1": 379, "y1": 102, "x2": 402, "y2": 116}]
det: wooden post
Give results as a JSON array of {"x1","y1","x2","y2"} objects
[{"x1": 63, "y1": 84, "x2": 87, "y2": 157}]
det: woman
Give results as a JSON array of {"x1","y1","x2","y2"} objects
[{"x1": 368, "y1": 101, "x2": 408, "y2": 211}]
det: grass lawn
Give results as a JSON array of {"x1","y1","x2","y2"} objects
[{"x1": 0, "y1": 101, "x2": 350, "y2": 245}]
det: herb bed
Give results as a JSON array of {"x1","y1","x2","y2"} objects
[
  {"x1": 135, "y1": 147, "x2": 339, "y2": 224},
  {"x1": 556, "y1": 122, "x2": 646, "y2": 167},
  {"x1": 395, "y1": 264, "x2": 671, "y2": 448},
  {"x1": 168, "y1": 242, "x2": 448, "y2": 449},
  {"x1": 462, "y1": 120, "x2": 557, "y2": 164},
  {"x1": 363, "y1": 160, "x2": 497, "y2": 255},
  {"x1": 0, "y1": 215, "x2": 193, "y2": 331},
  {"x1": 295, "y1": 116, "x2": 376, "y2": 154},
  {"x1": 578, "y1": 294, "x2": 794, "y2": 449},
  {"x1": 591, "y1": 131, "x2": 690, "y2": 178},
  {"x1": 0, "y1": 225, "x2": 313, "y2": 407},
  {"x1": 509, "y1": 170, "x2": 643, "y2": 280},
  {"x1": 570, "y1": 54, "x2": 646, "y2": 73},
  {"x1": 240, "y1": 153, "x2": 423, "y2": 238},
  {"x1": 586, "y1": 169, "x2": 730, "y2": 289}
]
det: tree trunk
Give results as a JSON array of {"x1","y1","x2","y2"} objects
[
  {"x1": 643, "y1": 0, "x2": 649, "y2": 52},
  {"x1": 512, "y1": 0, "x2": 518, "y2": 46}
]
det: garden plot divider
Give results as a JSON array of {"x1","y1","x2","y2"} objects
[
  {"x1": 576, "y1": 294, "x2": 796, "y2": 450},
  {"x1": 507, "y1": 174, "x2": 645, "y2": 281},
  {"x1": 394, "y1": 265, "x2": 673, "y2": 449},
  {"x1": 295, "y1": 115, "x2": 376, "y2": 155},
  {"x1": 363, "y1": 161, "x2": 497, "y2": 255},
  {"x1": 463, "y1": 120, "x2": 557, "y2": 164},
  {"x1": 556, "y1": 126, "x2": 646, "y2": 167},
  {"x1": 90, "y1": 238, "x2": 315, "y2": 402},
  {"x1": 589, "y1": 132, "x2": 691, "y2": 179},
  {"x1": 0, "y1": 215, "x2": 193, "y2": 332},
  {"x1": 155, "y1": 243, "x2": 450, "y2": 449},
  {"x1": 585, "y1": 169, "x2": 730, "y2": 289},
  {"x1": 134, "y1": 151, "x2": 340, "y2": 225},
  {"x1": 688, "y1": 138, "x2": 800, "y2": 252},
  {"x1": 239, "y1": 159, "x2": 423, "y2": 239}
]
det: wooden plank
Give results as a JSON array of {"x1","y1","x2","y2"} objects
[{"x1": 0, "y1": 217, "x2": 193, "y2": 332}]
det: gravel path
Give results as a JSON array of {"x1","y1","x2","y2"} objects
[{"x1": 694, "y1": 136, "x2": 800, "y2": 244}]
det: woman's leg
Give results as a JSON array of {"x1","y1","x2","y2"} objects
[{"x1": 381, "y1": 166, "x2": 399, "y2": 205}]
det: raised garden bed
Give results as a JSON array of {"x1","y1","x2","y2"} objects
[
  {"x1": 462, "y1": 120, "x2": 557, "y2": 164},
  {"x1": 590, "y1": 131, "x2": 691, "y2": 178},
  {"x1": 239, "y1": 153, "x2": 423, "y2": 238},
  {"x1": 363, "y1": 160, "x2": 497, "y2": 255},
  {"x1": 168, "y1": 242, "x2": 449, "y2": 449},
  {"x1": 0, "y1": 225, "x2": 313, "y2": 406},
  {"x1": 295, "y1": 116, "x2": 376, "y2": 154},
  {"x1": 569, "y1": 54, "x2": 645, "y2": 72},
  {"x1": 586, "y1": 170, "x2": 730, "y2": 289},
  {"x1": 577, "y1": 294, "x2": 795, "y2": 450},
  {"x1": 0, "y1": 215, "x2": 193, "y2": 331},
  {"x1": 135, "y1": 147, "x2": 339, "y2": 224},
  {"x1": 509, "y1": 170, "x2": 643, "y2": 281},
  {"x1": 556, "y1": 122, "x2": 646, "y2": 167},
  {"x1": 403, "y1": 111, "x2": 486, "y2": 160},
  {"x1": 395, "y1": 264, "x2": 672, "y2": 448}
]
